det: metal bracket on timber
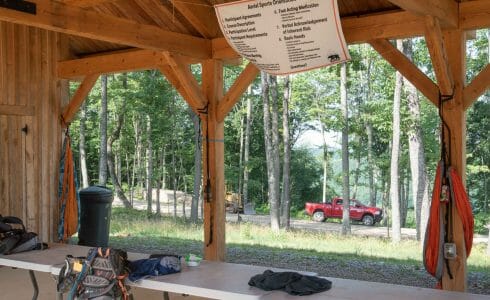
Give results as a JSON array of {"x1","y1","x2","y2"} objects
[
  {"x1": 61, "y1": 74, "x2": 100, "y2": 126},
  {"x1": 424, "y1": 16, "x2": 454, "y2": 96},
  {"x1": 368, "y1": 39, "x2": 439, "y2": 105},
  {"x1": 463, "y1": 64, "x2": 490, "y2": 110},
  {"x1": 217, "y1": 63, "x2": 260, "y2": 122}
]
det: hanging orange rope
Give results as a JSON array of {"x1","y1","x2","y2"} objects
[
  {"x1": 423, "y1": 92, "x2": 475, "y2": 288},
  {"x1": 449, "y1": 167, "x2": 474, "y2": 257},
  {"x1": 58, "y1": 132, "x2": 80, "y2": 242},
  {"x1": 423, "y1": 161, "x2": 444, "y2": 281}
]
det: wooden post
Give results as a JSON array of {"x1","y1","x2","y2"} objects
[
  {"x1": 201, "y1": 59, "x2": 225, "y2": 261},
  {"x1": 441, "y1": 29, "x2": 467, "y2": 292}
]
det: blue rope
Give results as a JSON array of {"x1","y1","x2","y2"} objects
[{"x1": 67, "y1": 248, "x2": 98, "y2": 300}]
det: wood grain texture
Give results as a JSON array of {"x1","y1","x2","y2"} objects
[
  {"x1": 0, "y1": 1, "x2": 211, "y2": 59},
  {"x1": 61, "y1": 74, "x2": 99, "y2": 124},
  {"x1": 217, "y1": 63, "x2": 259, "y2": 122},
  {"x1": 459, "y1": 0, "x2": 490, "y2": 30},
  {"x1": 441, "y1": 29, "x2": 467, "y2": 292},
  {"x1": 0, "y1": 22, "x2": 66, "y2": 242},
  {"x1": 386, "y1": 0, "x2": 458, "y2": 28},
  {"x1": 424, "y1": 16, "x2": 453, "y2": 95},
  {"x1": 463, "y1": 64, "x2": 490, "y2": 109},
  {"x1": 202, "y1": 59, "x2": 225, "y2": 262}
]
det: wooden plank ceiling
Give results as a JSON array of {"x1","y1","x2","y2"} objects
[{"x1": 65, "y1": 0, "x2": 402, "y2": 56}]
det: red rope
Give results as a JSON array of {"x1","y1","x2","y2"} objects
[
  {"x1": 424, "y1": 162, "x2": 443, "y2": 279},
  {"x1": 449, "y1": 167, "x2": 474, "y2": 257}
]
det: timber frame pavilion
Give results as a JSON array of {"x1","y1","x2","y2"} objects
[{"x1": 0, "y1": 0, "x2": 489, "y2": 293}]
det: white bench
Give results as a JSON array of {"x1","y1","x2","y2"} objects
[{"x1": 1, "y1": 243, "x2": 488, "y2": 300}]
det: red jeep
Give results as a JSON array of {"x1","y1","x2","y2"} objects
[{"x1": 305, "y1": 197, "x2": 383, "y2": 226}]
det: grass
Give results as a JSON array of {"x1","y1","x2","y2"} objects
[{"x1": 109, "y1": 207, "x2": 490, "y2": 274}]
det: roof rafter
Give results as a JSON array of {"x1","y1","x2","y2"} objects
[
  {"x1": 386, "y1": 0, "x2": 458, "y2": 28},
  {"x1": 463, "y1": 64, "x2": 490, "y2": 110},
  {"x1": 170, "y1": 0, "x2": 221, "y2": 39},
  {"x1": 0, "y1": 1, "x2": 211, "y2": 59},
  {"x1": 217, "y1": 63, "x2": 260, "y2": 122},
  {"x1": 62, "y1": 74, "x2": 100, "y2": 124},
  {"x1": 369, "y1": 39, "x2": 439, "y2": 105},
  {"x1": 424, "y1": 15, "x2": 454, "y2": 95}
]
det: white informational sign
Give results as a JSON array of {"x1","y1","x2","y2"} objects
[{"x1": 215, "y1": 0, "x2": 350, "y2": 75}]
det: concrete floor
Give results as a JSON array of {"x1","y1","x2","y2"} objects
[{"x1": 0, "y1": 267, "x2": 206, "y2": 300}]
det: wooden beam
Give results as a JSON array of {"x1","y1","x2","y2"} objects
[
  {"x1": 460, "y1": 0, "x2": 490, "y2": 30},
  {"x1": 0, "y1": 1, "x2": 211, "y2": 59},
  {"x1": 202, "y1": 59, "x2": 225, "y2": 261},
  {"x1": 61, "y1": 74, "x2": 99, "y2": 124},
  {"x1": 0, "y1": 105, "x2": 34, "y2": 116},
  {"x1": 424, "y1": 16, "x2": 453, "y2": 95},
  {"x1": 170, "y1": 0, "x2": 221, "y2": 39},
  {"x1": 369, "y1": 39, "x2": 439, "y2": 105},
  {"x1": 441, "y1": 29, "x2": 467, "y2": 292},
  {"x1": 62, "y1": 0, "x2": 111, "y2": 8},
  {"x1": 212, "y1": 38, "x2": 239, "y2": 60},
  {"x1": 58, "y1": 49, "x2": 168, "y2": 79},
  {"x1": 161, "y1": 53, "x2": 207, "y2": 111},
  {"x1": 386, "y1": 0, "x2": 458, "y2": 28},
  {"x1": 217, "y1": 63, "x2": 259, "y2": 122},
  {"x1": 342, "y1": 11, "x2": 426, "y2": 44},
  {"x1": 464, "y1": 64, "x2": 490, "y2": 110}
]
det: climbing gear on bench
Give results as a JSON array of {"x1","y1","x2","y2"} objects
[
  {"x1": 59, "y1": 247, "x2": 131, "y2": 300},
  {"x1": 0, "y1": 215, "x2": 47, "y2": 255}
]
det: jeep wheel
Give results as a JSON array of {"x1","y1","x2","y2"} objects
[
  {"x1": 312, "y1": 211, "x2": 325, "y2": 222},
  {"x1": 362, "y1": 215, "x2": 374, "y2": 226}
]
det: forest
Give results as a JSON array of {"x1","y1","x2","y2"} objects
[{"x1": 67, "y1": 30, "x2": 489, "y2": 242}]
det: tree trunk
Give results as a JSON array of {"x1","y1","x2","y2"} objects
[
  {"x1": 400, "y1": 173, "x2": 409, "y2": 227},
  {"x1": 162, "y1": 145, "x2": 170, "y2": 213},
  {"x1": 281, "y1": 75, "x2": 291, "y2": 229},
  {"x1": 270, "y1": 75, "x2": 281, "y2": 231},
  {"x1": 403, "y1": 42, "x2": 430, "y2": 242},
  {"x1": 321, "y1": 123, "x2": 329, "y2": 204},
  {"x1": 191, "y1": 110, "x2": 202, "y2": 223},
  {"x1": 366, "y1": 122, "x2": 376, "y2": 206},
  {"x1": 146, "y1": 115, "x2": 153, "y2": 215},
  {"x1": 156, "y1": 154, "x2": 161, "y2": 216},
  {"x1": 238, "y1": 111, "x2": 245, "y2": 197},
  {"x1": 262, "y1": 71, "x2": 280, "y2": 231},
  {"x1": 242, "y1": 87, "x2": 253, "y2": 209},
  {"x1": 340, "y1": 63, "x2": 351, "y2": 235},
  {"x1": 107, "y1": 99, "x2": 131, "y2": 208},
  {"x1": 390, "y1": 39, "x2": 403, "y2": 243},
  {"x1": 352, "y1": 136, "x2": 361, "y2": 199},
  {"x1": 98, "y1": 74, "x2": 108, "y2": 185},
  {"x1": 130, "y1": 117, "x2": 141, "y2": 205},
  {"x1": 79, "y1": 100, "x2": 90, "y2": 188}
]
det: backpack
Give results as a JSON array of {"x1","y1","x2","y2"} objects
[
  {"x1": 0, "y1": 215, "x2": 47, "y2": 255},
  {"x1": 59, "y1": 247, "x2": 131, "y2": 300}
]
